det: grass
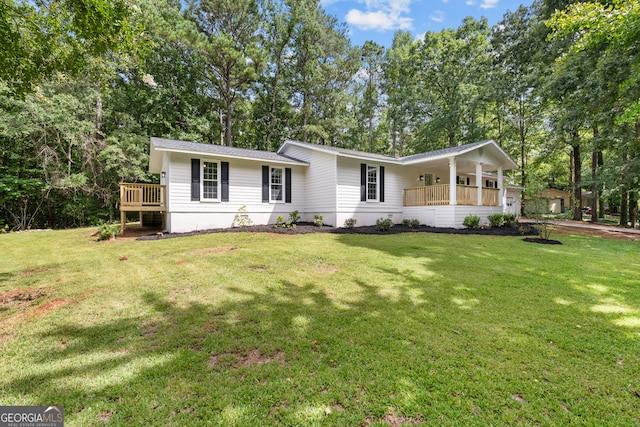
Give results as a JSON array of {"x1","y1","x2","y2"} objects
[{"x1": 0, "y1": 228, "x2": 639, "y2": 426}]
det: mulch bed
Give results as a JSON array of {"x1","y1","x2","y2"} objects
[
  {"x1": 522, "y1": 237, "x2": 562, "y2": 245},
  {"x1": 136, "y1": 222, "x2": 539, "y2": 240}
]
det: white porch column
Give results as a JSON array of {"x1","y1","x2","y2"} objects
[
  {"x1": 476, "y1": 162, "x2": 483, "y2": 206},
  {"x1": 498, "y1": 166, "x2": 504, "y2": 207},
  {"x1": 449, "y1": 157, "x2": 457, "y2": 205}
]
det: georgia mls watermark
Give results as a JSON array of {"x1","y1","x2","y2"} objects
[{"x1": 0, "y1": 406, "x2": 63, "y2": 427}]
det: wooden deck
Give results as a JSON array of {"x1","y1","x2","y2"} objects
[
  {"x1": 119, "y1": 183, "x2": 166, "y2": 233},
  {"x1": 403, "y1": 185, "x2": 499, "y2": 207}
]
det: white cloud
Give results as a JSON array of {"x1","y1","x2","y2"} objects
[
  {"x1": 479, "y1": 0, "x2": 499, "y2": 9},
  {"x1": 345, "y1": 0, "x2": 414, "y2": 31},
  {"x1": 466, "y1": 0, "x2": 476, "y2": 5},
  {"x1": 430, "y1": 10, "x2": 445, "y2": 23}
]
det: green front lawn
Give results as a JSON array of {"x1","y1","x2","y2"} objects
[{"x1": 0, "y1": 229, "x2": 638, "y2": 425}]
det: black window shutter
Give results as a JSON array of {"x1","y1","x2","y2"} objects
[
  {"x1": 262, "y1": 165, "x2": 269, "y2": 203},
  {"x1": 379, "y1": 166, "x2": 385, "y2": 203},
  {"x1": 221, "y1": 162, "x2": 229, "y2": 202},
  {"x1": 360, "y1": 163, "x2": 366, "y2": 201},
  {"x1": 191, "y1": 159, "x2": 200, "y2": 201},
  {"x1": 285, "y1": 168, "x2": 292, "y2": 203}
]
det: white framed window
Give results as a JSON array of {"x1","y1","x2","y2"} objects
[
  {"x1": 367, "y1": 165, "x2": 378, "y2": 201},
  {"x1": 202, "y1": 160, "x2": 219, "y2": 201},
  {"x1": 270, "y1": 167, "x2": 284, "y2": 202}
]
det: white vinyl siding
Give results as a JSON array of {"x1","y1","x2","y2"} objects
[
  {"x1": 164, "y1": 153, "x2": 306, "y2": 232},
  {"x1": 279, "y1": 145, "x2": 337, "y2": 222}
]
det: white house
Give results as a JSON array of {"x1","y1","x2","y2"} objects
[{"x1": 119, "y1": 137, "x2": 521, "y2": 233}]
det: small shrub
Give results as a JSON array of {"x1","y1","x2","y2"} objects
[
  {"x1": 503, "y1": 214, "x2": 517, "y2": 227},
  {"x1": 274, "y1": 216, "x2": 286, "y2": 228},
  {"x1": 344, "y1": 218, "x2": 357, "y2": 229},
  {"x1": 289, "y1": 210, "x2": 300, "y2": 224},
  {"x1": 402, "y1": 218, "x2": 420, "y2": 229},
  {"x1": 98, "y1": 223, "x2": 120, "y2": 241},
  {"x1": 234, "y1": 205, "x2": 253, "y2": 227},
  {"x1": 313, "y1": 214, "x2": 324, "y2": 227},
  {"x1": 487, "y1": 213, "x2": 504, "y2": 227},
  {"x1": 462, "y1": 215, "x2": 481, "y2": 229},
  {"x1": 376, "y1": 217, "x2": 393, "y2": 231}
]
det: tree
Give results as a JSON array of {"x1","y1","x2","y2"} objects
[
  {"x1": 548, "y1": 0, "x2": 640, "y2": 123},
  {"x1": 416, "y1": 17, "x2": 491, "y2": 148},
  {"x1": 382, "y1": 31, "x2": 418, "y2": 157},
  {"x1": 254, "y1": 0, "x2": 297, "y2": 151},
  {"x1": 188, "y1": 0, "x2": 264, "y2": 146},
  {"x1": 0, "y1": 0, "x2": 143, "y2": 95},
  {"x1": 489, "y1": 6, "x2": 543, "y2": 200},
  {"x1": 360, "y1": 41, "x2": 385, "y2": 152}
]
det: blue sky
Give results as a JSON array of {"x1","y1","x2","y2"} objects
[{"x1": 320, "y1": 0, "x2": 531, "y2": 47}]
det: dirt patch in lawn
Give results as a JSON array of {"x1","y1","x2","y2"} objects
[
  {"x1": 190, "y1": 246, "x2": 238, "y2": 255},
  {"x1": 0, "y1": 287, "x2": 48, "y2": 304},
  {"x1": 362, "y1": 414, "x2": 425, "y2": 426},
  {"x1": 32, "y1": 299, "x2": 72, "y2": 316},
  {"x1": 21, "y1": 266, "x2": 58, "y2": 276},
  {"x1": 208, "y1": 349, "x2": 285, "y2": 369}
]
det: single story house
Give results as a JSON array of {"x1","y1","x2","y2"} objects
[{"x1": 119, "y1": 137, "x2": 521, "y2": 233}]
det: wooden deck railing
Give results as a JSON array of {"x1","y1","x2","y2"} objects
[
  {"x1": 482, "y1": 188, "x2": 500, "y2": 206},
  {"x1": 403, "y1": 184, "x2": 450, "y2": 206},
  {"x1": 403, "y1": 185, "x2": 500, "y2": 207},
  {"x1": 457, "y1": 186, "x2": 478, "y2": 206},
  {"x1": 119, "y1": 183, "x2": 166, "y2": 211}
]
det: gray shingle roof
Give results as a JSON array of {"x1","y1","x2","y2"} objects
[
  {"x1": 151, "y1": 137, "x2": 308, "y2": 165},
  {"x1": 281, "y1": 139, "x2": 511, "y2": 165},
  {"x1": 282, "y1": 140, "x2": 402, "y2": 162},
  {"x1": 401, "y1": 140, "x2": 492, "y2": 163}
]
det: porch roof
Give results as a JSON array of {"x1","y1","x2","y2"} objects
[{"x1": 401, "y1": 139, "x2": 518, "y2": 171}]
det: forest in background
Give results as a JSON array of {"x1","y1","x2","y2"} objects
[{"x1": 1, "y1": 0, "x2": 639, "y2": 230}]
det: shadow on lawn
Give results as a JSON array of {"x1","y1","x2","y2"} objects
[{"x1": 4, "y1": 236, "x2": 640, "y2": 425}]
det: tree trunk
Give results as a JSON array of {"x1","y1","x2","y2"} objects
[
  {"x1": 591, "y1": 126, "x2": 599, "y2": 223},
  {"x1": 368, "y1": 74, "x2": 374, "y2": 153},
  {"x1": 598, "y1": 151, "x2": 604, "y2": 218},
  {"x1": 620, "y1": 151, "x2": 628, "y2": 226},
  {"x1": 266, "y1": 60, "x2": 282, "y2": 152},
  {"x1": 630, "y1": 192, "x2": 638, "y2": 229},
  {"x1": 571, "y1": 131, "x2": 582, "y2": 221},
  {"x1": 391, "y1": 127, "x2": 397, "y2": 158},
  {"x1": 520, "y1": 106, "x2": 526, "y2": 215},
  {"x1": 218, "y1": 108, "x2": 224, "y2": 145},
  {"x1": 225, "y1": 76, "x2": 233, "y2": 147}
]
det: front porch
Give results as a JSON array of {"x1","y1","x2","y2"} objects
[
  {"x1": 119, "y1": 183, "x2": 166, "y2": 233},
  {"x1": 403, "y1": 184, "x2": 500, "y2": 207}
]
